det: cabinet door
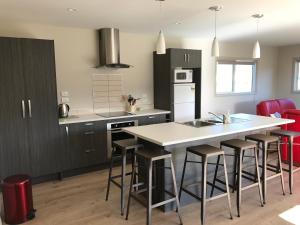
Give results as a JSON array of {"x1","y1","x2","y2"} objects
[
  {"x1": 68, "y1": 123, "x2": 84, "y2": 169},
  {"x1": 0, "y1": 37, "x2": 31, "y2": 179},
  {"x1": 58, "y1": 125, "x2": 72, "y2": 171},
  {"x1": 138, "y1": 114, "x2": 167, "y2": 125},
  {"x1": 186, "y1": 50, "x2": 201, "y2": 68},
  {"x1": 170, "y1": 49, "x2": 188, "y2": 68},
  {"x1": 21, "y1": 39, "x2": 60, "y2": 177}
]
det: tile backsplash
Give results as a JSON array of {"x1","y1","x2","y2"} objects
[{"x1": 92, "y1": 74, "x2": 125, "y2": 113}]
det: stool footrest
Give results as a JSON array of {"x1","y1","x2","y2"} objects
[
  {"x1": 151, "y1": 198, "x2": 176, "y2": 209},
  {"x1": 207, "y1": 181, "x2": 227, "y2": 193}
]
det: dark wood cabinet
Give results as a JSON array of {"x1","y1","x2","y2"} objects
[
  {"x1": 61, "y1": 121, "x2": 108, "y2": 170},
  {"x1": 138, "y1": 114, "x2": 167, "y2": 125},
  {"x1": 0, "y1": 38, "x2": 31, "y2": 179},
  {"x1": 154, "y1": 48, "x2": 202, "y2": 121},
  {"x1": 0, "y1": 37, "x2": 59, "y2": 180},
  {"x1": 169, "y1": 48, "x2": 201, "y2": 68}
]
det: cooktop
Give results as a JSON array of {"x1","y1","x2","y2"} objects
[{"x1": 97, "y1": 111, "x2": 134, "y2": 118}]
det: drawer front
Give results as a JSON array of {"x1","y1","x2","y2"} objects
[{"x1": 138, "y1": 114, "x2": 167, "y2": 125}]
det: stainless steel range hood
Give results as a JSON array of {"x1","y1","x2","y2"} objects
[{"x1": 97, "y1": 28, "x2": 131, "y2": 68}]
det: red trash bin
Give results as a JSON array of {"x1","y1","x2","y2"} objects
[{"x1": 2, "y1": 175, "x2": 35, "y2": 224}]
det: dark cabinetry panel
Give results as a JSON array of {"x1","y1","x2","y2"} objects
[
  {"x1": 62, "y1": 121, "x2": 107, "y2": 170},
  {"x1": 21, "y1": 39, "x2": 60, "y2": 177},
  {"x1": 138, "y1": 114, "x2": 167, "y2": 125},
  {"x1": 169, "y1": 48, "x2": 201, "y2": 68},
  {"x1": 0, "y1": 38, "x2": 31, "y2": 179},
  {"x1": 0, "y1": 37, "x2": 59, "y2": 180}
]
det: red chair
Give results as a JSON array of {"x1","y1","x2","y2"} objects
[{"x1": 256, "y1": 98, "x2": 300, "y2": 163}]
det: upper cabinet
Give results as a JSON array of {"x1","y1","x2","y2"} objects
[{"x1": 169, "y1": 48, "x2": 202, "y2": 68}]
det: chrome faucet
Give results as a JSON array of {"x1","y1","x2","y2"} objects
[{"x1": 208, "y1": 112, "x2": 231, "y2": 124}]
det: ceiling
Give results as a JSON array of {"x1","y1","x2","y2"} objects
[{"x1": 1, "y1": 0, "x2": 300, "y2": 46}]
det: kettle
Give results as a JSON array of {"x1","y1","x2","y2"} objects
[{"x1": 58, "y1": 104, "x2": 70, "y2": 118}]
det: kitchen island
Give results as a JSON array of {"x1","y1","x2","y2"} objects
[{"x1": 123, "y1": 114, "x2": 294, "y2": 210}]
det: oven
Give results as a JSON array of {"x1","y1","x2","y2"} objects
[{"x1": 107, "y1": 120, "x2": 138, "y2": 158}]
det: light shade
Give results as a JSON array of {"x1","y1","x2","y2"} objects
[
  {"x1": 156, "y1": 30, "x2": 166, "y2": 54},
  {"x1": 211, "y1": 37, "x2": 220, "y2": 57},
  {"x1": 253, "y1": 40, "x2": 261, "y2": 59}
]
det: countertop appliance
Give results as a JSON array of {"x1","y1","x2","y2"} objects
[
  {"x1": 173, "y1": 68, "x2": 193, "y2": 83},
  {"x1": 106, "y1": 120, "x2": 138, "y2": 158},
  {"x1": 173, "y1": 83, "x2": 195, "y2": 122},
  {"x1": 58, "y1": 104, "x2": 69, "y2": 118}
]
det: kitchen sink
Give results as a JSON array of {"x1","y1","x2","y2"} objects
[{"x1": 182, "y1": 120, "x2": 216, "y2": 128}]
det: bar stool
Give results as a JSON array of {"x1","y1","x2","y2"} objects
[
  {"x1": 245, "y1": 134, "x2": 285, "y2": 203},
  {"x1": 270, "y1": 129, "x2": 300, "y2": 194},
  {"x1": 105, "y1": 138, "x2": 143, "y2": 215},
  {"x1": 126, "y1": 148, "x2": 182, "y2": 225},
  {"x1": 220, "y1": 139, "x2": 264, "y2": 217},
  {"x1": 179, "y1": 145, "x2": 233, "y2": 225}
]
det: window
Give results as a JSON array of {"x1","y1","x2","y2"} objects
[
  {"x1": 293, "y1": 59, "x2": 300, "y2": 92},
  {"x1": 216, "y1": 60, "x2": 256, "y2": 95}
]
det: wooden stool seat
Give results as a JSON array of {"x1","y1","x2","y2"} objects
[
  {"x1": 187, "y1": 144, "x2": 224, "y2": 157},
  {"x1": 113, "y1": 138, "x2": 143, "y2": 150},
  {"x1": 221, "y1": 139, "x2": 256, "y2": 150},
  {"x1": 245, "y1": 134, "x2": 279, "y2": 143},
  {"x1": 135, "y1": 148, "x2": 171, "y2": 161}
]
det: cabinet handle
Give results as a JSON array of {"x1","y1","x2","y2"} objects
[
  {"x1": 84, "y1": 131, "x2": 95, "y2": 135},
  {"x1": 65, "y1": 126, "x2": 69, "y2": 136},
  {"x1": 187, "y1": 54, "x2": 190, "y2": 62},
  {"x1": 28, "y1": 99, "x2": 32, "y2": 118},
  {"x1": 21, "y1": 100, "x2": 26, "y2": 119},
  {"x1": 148, "y1": 116, "x2": 155, "y2": 119},
  {"x1": 84, "y1": 123, "x2": 94, "y2": 126},
  {"x1": 184, "y1": 54, "x2": 187, "y2": 62},
  {"x1": 85, "y1": 149, "x2": 96, "y2": 154}
]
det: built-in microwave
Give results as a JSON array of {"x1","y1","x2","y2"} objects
[{"x1": 173, "y1": 69, "x2": 193, "y2": 83}]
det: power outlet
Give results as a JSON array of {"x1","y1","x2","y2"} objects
[
  {"x1": 61, "y1": 91, "x2": 69, "y2": 97},
  {"x1": 61, "y1": 97, "x2": 70, "y2": 103}
]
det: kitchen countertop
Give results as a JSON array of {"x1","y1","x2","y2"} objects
[
  {"x1": 59, "y1": 109, "x2": 171, "y2": 125},
  {"x1": 123, "y1": 114, "x2": 295, "y2": 147}
]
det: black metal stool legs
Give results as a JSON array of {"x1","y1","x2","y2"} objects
[
  {"x1": 210, "y1": 155, "x2": 220, "y2": 197},
  {"x1": 179, "y1": 152, "x2": 188, "y2": 200},
  {"x1": 277, "y1": 141, "x2": 286, "y2": 195}
]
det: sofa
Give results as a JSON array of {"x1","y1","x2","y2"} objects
[{"x1": 256, "y1": 98, "x2": 300, "y2": 163}]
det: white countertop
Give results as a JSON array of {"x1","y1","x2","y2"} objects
[
  {"x1": 59, "y1": 109, "x2": 170, "y2": 125},
  {"x1": 123, "y1": 114, "x2": 295, "y2": 146}
]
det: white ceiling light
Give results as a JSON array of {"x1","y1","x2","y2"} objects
[
  {"x1": 67, "y1": 8, "x2": 77, "y2": 12},
  {"x1": 156, "y1": 0, "x2": 166, "y2": 54},
  {"x1": 209, "y1": 6, "x2": 222, "y2": 57},
  {"x1": 252, "y1": 14, "x2": 264, "y2": 59}
]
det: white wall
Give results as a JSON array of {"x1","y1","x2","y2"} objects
[
  {"x1": 276, "y1": 45, "x2": 300, "y2": 107},
  {"x1": 0, "y1": 22, "x2": 279, "y2": 116}
]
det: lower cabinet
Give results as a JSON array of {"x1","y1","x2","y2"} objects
[
  {"x1": 59, "y1": 114, "x2": 168, "y2": 174},
  {"x1": 138, "y1": 114, "x2": 167, "y2": 125},
  {"x1": 60, "y1": 121, "x2": 107, "y2": 172}
]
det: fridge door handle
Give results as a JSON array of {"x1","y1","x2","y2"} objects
[
  {"x1": 28, "y1": 99, "x2": 32, "y2": 118},
  {"x1": 21, "y1": 100, "x2": 26, "y2": 119}
]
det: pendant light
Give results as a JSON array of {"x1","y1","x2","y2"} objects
[
  {"x1": 252, "y1": 14, "x2": 264, "y2": 59},
  {"x1": 156, "y1": 0, "x2": 166, "y2": 54},
  {"x1": 209, "y1": 6, "x2": 222, "y2": 57}
]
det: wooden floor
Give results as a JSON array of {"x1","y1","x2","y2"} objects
[{"x1": 1, "y1": 167, "x2": 300, "y2": 225}]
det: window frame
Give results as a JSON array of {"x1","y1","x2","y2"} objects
[
  {"x1": 292, "y1": 57, "x2": 300, "y2": 93},
  {"x1": 215, "y1": 59, "x2": 257, "y2": 96}
]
